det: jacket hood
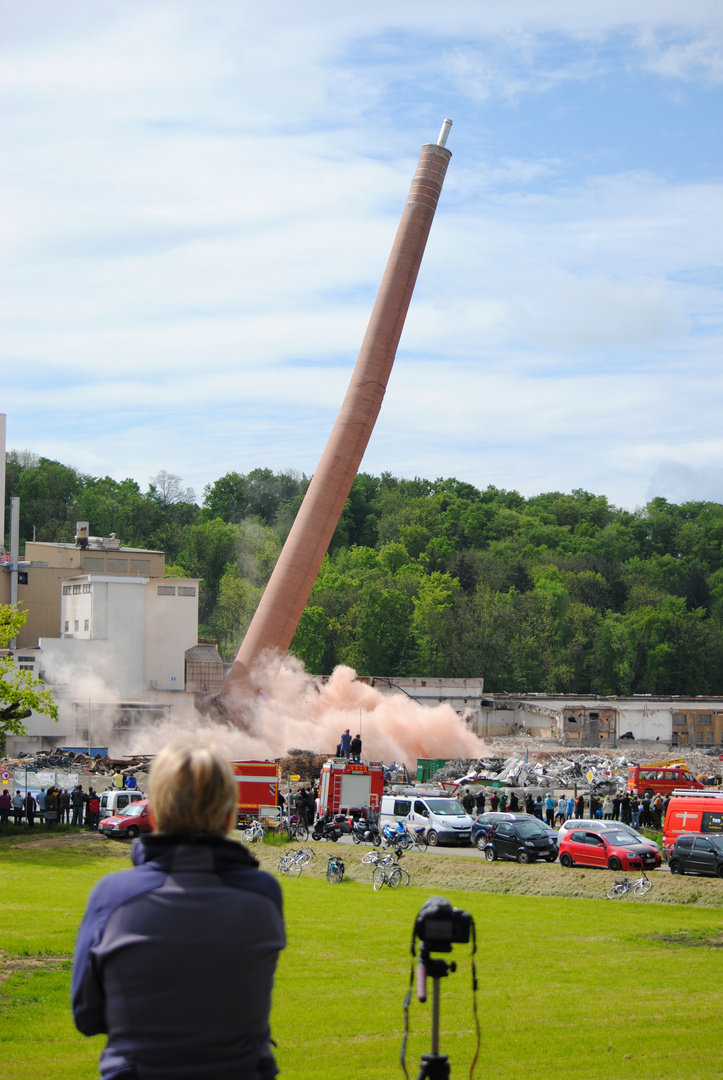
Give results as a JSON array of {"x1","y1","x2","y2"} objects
[{"x1": 132, "y1": 833, "x2": 260, "y2": 870}]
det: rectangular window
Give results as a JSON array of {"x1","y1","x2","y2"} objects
[
  {"x1": 178, "y1": 586, "x2": 196, "y2": 597},
  {"x1": 82, "y1": 583, "x2": 92, "y2": 593},
  {"x1": 130, "y1": 559, "x2": 151, "y2": 573},
  {"x1": 72, "y1": 584, "x2": 82, "y2": 594},
  {"x1": 74, "y1": 620, "x2": 79, "y2": 631},
  {"x1": 107, "y1": 558, "x2": 128, "y2": 572},
  {"x1": 697, "y1": 713, "x2": 712, "y2": 724},
  {"x1": 62, "y1": 585, "x2": 71, "y2": 595},
  {"x1": 672, "y1": 713, "x2": 686, "y2": 727},
  {"x1": 84, "y1": 619, "x2": 90, "y2": 631},
  {"x1": 157, "y1": 585, "x2": 176, "y2": 596},
  {"x1": 64, "y1": 621, "x2": 69, "y2": 632},
  {"x1": 18, "y1": 656, "x2": 35, "y2": 663},
  {"x1": 82, "y1": 556, "x2": 104, "y2": 571}
]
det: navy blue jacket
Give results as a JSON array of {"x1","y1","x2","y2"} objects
[{"x1": 72, "y1": 834, "x2": 285, "y2": 1079}]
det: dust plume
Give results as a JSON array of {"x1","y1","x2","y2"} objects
[{"x1": 124, "y1": 655, "x2": 488, "y2": 768}]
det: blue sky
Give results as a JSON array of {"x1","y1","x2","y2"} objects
[{"x1": 2, "y1": 1, "x2": 723, "y2": 510}]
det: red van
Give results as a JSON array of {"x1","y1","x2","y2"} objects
[
  {"x1": 662, "y1": 792, "x2": 723, "y2": 860},
  {"x1": 627, "y1": 764, "x2": 703, "y2": 799}
]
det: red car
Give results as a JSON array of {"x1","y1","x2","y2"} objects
[
  {"x1": 99, "y1": 799, "x2": 153, "y2": 840},
  {"x1": 558, "y1": 827, "x2": 661, "y2": 871}
]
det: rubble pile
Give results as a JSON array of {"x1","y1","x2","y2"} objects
[
  {"x1": 434, "y1": 752, "x2": 633, "y2": 793},
  {"x1": 277, "y1": 750, "x2": 328, "y2": 782},
  {"x1": 4, "y1": 747, "x2": 152, "y2": 779}
]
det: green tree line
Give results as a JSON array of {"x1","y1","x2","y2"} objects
[{"x1": 6, "y1": 452, "x2": 723, "y2": 694}]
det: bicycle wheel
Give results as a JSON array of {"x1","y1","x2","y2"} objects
[
  {"x1": 243, "y1": 830, "x2": 255, "y2": 844},
  {"x1": 606, "y1": 884, "x2": 627, "y2": 899},
  {"x1": 397, "y1": 868, "x2": 411, "y2": 886},
  {"x1": 388, "y1": 867, "x2": 403, "y2": 888},
  {"x1": 288, "y1": 861, "x2": 302, "y2": 878},
  {"x1": 633, "y1": 878, "x2": 653, "y2": 895},
  {"x1": 373, "y1": 867, "x2": 386, "y2": 891},
  {"x1": 361, "y1": 851, "x2": 379, "y2": 865},
  {"x1": 294, "y1": 821, "x2": 309, "y2": 842},
  {"x1": 277, "y1": 858, "x2": 289, "y2": 876},
  {"x1": 327, "y1": 863, "x2": 344, "y2": 884},
  {"x1": 298, "y1": 849, "x2": 314, "y2": 865}
]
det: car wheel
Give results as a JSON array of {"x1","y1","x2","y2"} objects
[
  {"x1": 476, "y1": 834, "x2": 487, "y2": 852},
  {"x1": 717, "y1": 865, "x2": 723, "y2": 879},
  {"x1": 516, "y1": 850, "x2": 530, "y2": 864},
  {"x1": 608, "y1": 857, "x2": 622, "y2": 871},
  {"x1": 643, "y1": 789, "x2": 654, "y2": 800},
  {"x1": 126, "y1": 826, "x2": 139, "y2": 839},
  {"x1": 669, "y1": 859, "x2": 683, "y2": 875},
  {"x1": 484, "y1": 847, "x2": 496, "y2": 862},
  {"x1": 426, "y1": 830, "x2": 439, "y2": 847},
  {"x1": 560, "y1": 852, "x2": 573, "y2": 868},
  {"x1": 546, "y1": 852, "x2": 557, "y2": 863}
]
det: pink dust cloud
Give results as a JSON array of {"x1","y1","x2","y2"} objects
[{"x1": 123, "y1": 657, "x2": 487, "y2": 767}]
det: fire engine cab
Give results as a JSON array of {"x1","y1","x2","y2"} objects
[
  {"x1": 231, "y1": 760, "x2": 281, "y2": 824},
  {"x1": 318, "y1": 759, "x2": 384, "y2": 818}
]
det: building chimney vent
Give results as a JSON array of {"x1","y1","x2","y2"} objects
[{"x1": 75, "y1": 522, "x2": 89, "y2": 548}]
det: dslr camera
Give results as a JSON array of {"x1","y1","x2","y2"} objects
[{"x1": 414, "y1": 896, "x2": 471, "y2": 952}]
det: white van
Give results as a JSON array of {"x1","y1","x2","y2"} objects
[
  {"x1": 379, "y1": 793, "x2": 473, "y2": 846},
  {"x1": 99, "y1": 789, "x2": 145, "y2": 819}
]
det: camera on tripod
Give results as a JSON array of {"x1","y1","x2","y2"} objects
[
  {"x1": 401, "y1": 898, "x2": 478, "y2": 1080},
  {"x1": 414, "y1": 896, "x2": 471, "y2": 953}
]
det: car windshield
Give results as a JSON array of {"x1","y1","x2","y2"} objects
[
  {"x1": 516, "y1": 821, "x2": 548, "y2": 839},
  {"x1": 425, "y1": 799, "x2": 466, "y2": 816},
  {"x1": 118, "y1": 803, "x2": 145, "y2": 818},
  {"x1": 602, "y1": 831, "x2": 643, "y2": 846}
]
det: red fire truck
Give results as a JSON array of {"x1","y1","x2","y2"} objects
[
  {"x1": 318, "y1": 758, "x2": 384, "y2": 818},
  {"x1": 231, "y1": 760, "x2": 281, "y2": 824}
]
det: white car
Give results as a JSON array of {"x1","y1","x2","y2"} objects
[{"x1": 557, "y1": 818, "x2": 658, "y2": 850}]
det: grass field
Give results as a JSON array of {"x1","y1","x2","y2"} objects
[{"x1": 1, "y1": 829, "x2": 722, "y2": 1079}]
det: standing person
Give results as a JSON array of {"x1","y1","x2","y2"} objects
[
  {"x1": 575, "y1": 794, "x2": 585, "y2": 819},
  {"x1": 87, "y1": 788, "x2": 100, "y2": 830},
  {"x1": 72, "y1": 739, "x2": 285, "y2": 1080},
  {"x1": 566, "y1": 794, "x2": 575, "y2": 820},
  {"x1": 59, "y1": 788, "x2": 71, "y2": 824},
  {"x1": 25, "y1": 791, "x2": 37, "y2": 827},
  {"x1": 602, "y1": 796, "x2": 613, "y2": 819},
  {"x1": 339, "y1": 729, "x2": 352, "y2": 759},
  {"x1": 555, "y1": 795, "x2": 566, "y2": 824},
  {"x1": 498, "y1": 792, "x2": 508, "y2": 812},
  {"x1": 461, "y1": 788, "x2": 475, "y2": 814},
  {"x1": 508, "y1": 791, "x2": 519, "y2": 813},
  {"x1": 295, "y1": 789, "x2": 309, "y2": 828},
  {"x1": 620, "y1": 793, "x2": 631, "y2": 824},
  {"x1": 534, "y1": 796, "x2": 544, "y2": 820},
  {"x1": 475, "y1": 790, "x2": 486, "y2": 814},
  {"x1": 45, "y1": 786, "x2": 58, "y2": 826},
  {"x1": 612, "y1": 795, "x2": 621, "y2": 821},
  {"x1": 350, "y1": 734, "x2": 362, "y2": 763},
  {"x1": 489, "y1": 792, "x2": 500, "y2": 812},
  {"x1": 524, "y1": 793, "x2": 535, "y2": 816},
  {"x1": 631, "y1": 797, "x2": 640, "y2": 828},
  {"x1": 71, "y1": 785, "x2": 85, "y2": 827},
  {"x1": 12, "y1": 789, "x2": 24, "y2": 826},
  {"x1": 544, "y1": 794, "x2": 555, "y2": 827},
  {"x1": 0, "y1": 788, "x2": 12, "y2": 825}
]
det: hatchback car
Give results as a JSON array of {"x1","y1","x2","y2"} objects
[
  {"x1": 99, "y1": 799, "x2": 153, "y2": 840},
  {"x1": 558, "y1": 827, "x2": 661, "y2": 871},
  {"x1": 483, "y1": 819, "x2": 558, "y2": 864},
  {"x1": 557, "y1": 818, "x2": 658, "y2": 851},
  {"x1": 472, "y1": 812, "x2": 557, "y2": 852},
  {"x1": 668, "y1": 833, "x2": 723, "y2": 877}
]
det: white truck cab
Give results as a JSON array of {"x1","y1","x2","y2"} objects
[
  {"x1": 379, "y1": 792, "x2": 473, "y2": 846},
  {"x1": 99, "y1": 789, "x2": 145, "y2": 819}
]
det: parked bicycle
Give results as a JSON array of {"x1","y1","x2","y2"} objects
[
  {"x1": 405, "y1": 823, "x2": 428, "y2": 850},
  {"x1": 606, "y1": 872, "x2": 653, "y2": 899},
  {"x1": 326, "y1": 853, "x2": 345, "y2": 884},
  {"x1": 242, "y1": 820, "x2": 265, "y2": 844},
  {"x1": 277, "y1": 847, "x2": 316, "y2": 878},
  {"x1": 364, "y1": 848, "x2": 411, "y2": 889}
]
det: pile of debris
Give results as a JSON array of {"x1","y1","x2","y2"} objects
[
  {"x1": 277, "y1": 749, "x2": 328, "y2": 783},
  {"x1": 433, "y1": 752, "x2": 633, "y2": 794},
  {"x1": 5, "y1": 748, "x2": 152, "y2": 778}
]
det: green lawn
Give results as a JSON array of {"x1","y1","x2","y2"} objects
[{"x1": 1, "y1": 834, "x2": 722, "y2": 1079}]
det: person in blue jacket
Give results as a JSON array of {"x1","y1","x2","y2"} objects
[{"x1": 72, "y1": 739, "x2": 285, "y2": 1079}]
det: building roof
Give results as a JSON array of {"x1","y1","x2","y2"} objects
[{"x1": 185, "y1": 644, "x2": 222, "y2": 664}]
